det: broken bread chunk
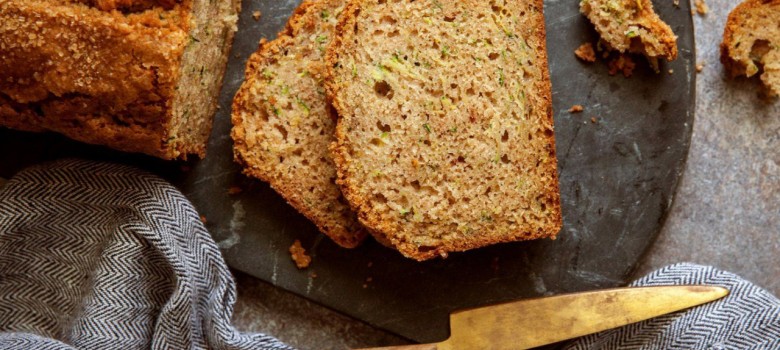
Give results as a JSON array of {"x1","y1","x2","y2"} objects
[
  {"x1": 326, "y1": 0, "x2": 562, "y2": 261},
  {"x1": 580, "y1": 0, "x2": 678, "y2": 70},
  {"x1": 232, "y1": 0, "x2": 367, "y2": 248},
  {"x1": 721, "y1": 0, "x2": 780, "y2": 98}
]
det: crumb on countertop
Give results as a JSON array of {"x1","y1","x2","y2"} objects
[
  {"x1": 200, "y1": 215, "x2": 207, "y2": 224},
  {"x1": 695, "y1": 0, "x2": 708, "y2": 15},
  {"x1": 252, "y1": 10, "x2": 262, "y2": 21},
  {"x1": 228, "y1": 186, "x2": 243, "y2": 195},
  {"x1": 591, "y1": 117, "x2": 598, "y2": 124},
  {"x1": 309, "y1": 272, "x2": 318, "y2": 278},
  {"x1": 569, "y1": 104, "x2": 584, "y2": 113},
  {"x1": 608, "y1": 54, "x2": 636, "y2": 78},
  {"x1": 289, "y1": 240, "x2": 312, "y2": 269},
  {"x1": 574, "y1": 42, "x2": 597, "y2": 63},
  {"x1": 668, "y1": 69, "x2": 674, "y2": 75},
  {"x1": 696, "y1": 61, "x2": 706, "y2": 72},
  {"x1": 673, "y1": 0, "x2": 680, "y2": 7}
]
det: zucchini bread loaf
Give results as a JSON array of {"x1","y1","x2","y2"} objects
[
  {"x1": 0, "y1": 0, "x2": 240, "y2": 159},
  {"x1": 232, "y1": 0, "x2": 367, "y2": 248},
  {"x1": 327, "y1": 0, "x2": 562, "y2": 260},
  {"x1": 580, "y1": 0, "x2": 677, "y2": 68},
  {"x1": 721, "y1": 0, "x2": 780, "y2": 98}
]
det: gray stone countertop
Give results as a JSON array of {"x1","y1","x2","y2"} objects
[{"x1": 230, "y1": 1, "x2": 779, "y2": 348}]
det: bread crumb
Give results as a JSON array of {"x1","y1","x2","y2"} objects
[
  {"x1": 228, "y1": 186, "x2": 243, "y2": 195},
  {"x1": 568, "y1": 105, "x2": 584, "y2": 113},
  {"x1": 591, "y1": 117, "x2": 598, "y2": 124},
  {"x1": 310, "y1": 272, "x2": 318, "y2": 278},
  {"x1": 289, "y1": 240, "x2": 312, "y2": 269},
  {"x1": 200, "y1": 215, "x2": 207, "y2": 224},
  {"x1": 252, "y1": 10, "x2": 262, "y2": 21},
  {"x1": 696, "y1": 61, "x2": 705, "y2": 72},
  {"x1": 673, "y1": 0, "x2": 680, "y2": 7},
  {"x1": 608, "y1": 54, "x2": 636, "y2": 77},
  {"x1": 668, "y1": 69, "x2": 674, "y2": 75},
  {"x1": 695, "y1": 0, "x2": 708, "y2": 15},
  {"x1": 367, "y1": 261, "x2": 373, "y2": 268},
  {"x1": 574, "y1": 42, "x2": 597, "y2": 63},
  {"x1": 366, "y1": 277, "x2": 373, "y2": 282},
  {"x1": 362, "y1": 284, "x2": 368, "y2": 288}
]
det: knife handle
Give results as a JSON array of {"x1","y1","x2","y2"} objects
[{"x1": 354, "y1": 344, "x2": 438, "y2": 350}]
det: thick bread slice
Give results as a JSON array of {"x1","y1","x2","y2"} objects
[
  {"x1": 326, "y1": 0, "x2": 562, "y2": 260},
  {"x1": 580, "y1": 0, "x2": 677, "y2": 66},
  {"x1": 721, "y1": 0, "x2": 780, "y2": 97},
  {"x1": 232, "y1": 0, "x2": 366, "y2": 248},
  {"x1": 0, "y1": 0, "x2": 240, "y2": 159}
]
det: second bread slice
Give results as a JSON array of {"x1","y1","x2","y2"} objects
[
  {"x1": 327, "y1": 0, "x2": 562, "y2": 260},
  {"x1": 232, "y1": 0, "x2": 366, "y2": 248}
]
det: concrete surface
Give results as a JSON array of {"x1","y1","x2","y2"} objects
[{"x1": 231, "y1": 1, "x2": 779, "y2": 349}]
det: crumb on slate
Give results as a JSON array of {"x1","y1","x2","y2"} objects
[
  {"x1": 569, "y1": 104, "x2": 584, "y2": 113},
  {"x1": 289, "y1": 240, "x2": 311, "y2": 269},
  {"x1": 252, "y1": 11, "x2": 262, "y2": 21},
  {"x1": 228, "y1": 186, "x2": 243, "y2": 195},
  {"x1": 200, "y1": 215, "x2": 207, "y2": 224},
  {"x1": 696, "y1": 61, "x2": 706, "y2": 72},
  {"x1": 574, "y1": 42, "x2": 597, "y2": 63},
  {"x1": 608, "y1": 54, "x2": 636, "y2": 77}
]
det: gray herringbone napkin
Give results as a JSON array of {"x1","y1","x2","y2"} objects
[{"x1": 1, "y1": 159, "x2": 779, "y2": 349}]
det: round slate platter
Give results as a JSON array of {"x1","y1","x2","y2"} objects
[{"x1": 0, "y1": 0, "x2": 695, "y2": 344}]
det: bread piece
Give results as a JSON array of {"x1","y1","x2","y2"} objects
[
  {"x1": 326, "y1": 0, "x2": 562, "y2": 260},
  {"x1": 580, "y1": 0, "x2": 677, "y2": 68},
  {"x1": 0, "y1": 0, "x2": 240, "y2": 159},
  {"x1": 721, "y1": 0, "x2": 780, "y2": 98},
  {"x1": 232, "y1": 0, "x2": 366, "y2": 248}
]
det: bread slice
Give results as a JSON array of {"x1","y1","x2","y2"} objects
[
  {"x1": 721, "y1": 0, "x2": 780, "y2": 98},
  {"x1": 580, "y1": 0, "x2": 678, "y2": 68},
  {"x1": 0, "y1": 0, "x2": 240, "y2": 159},
  {"x1": 232, "y1": 0, "x2": 366, "y2": 248},
  {"x1": 326, "y1": 0, "x2": 562, "y2": 260}
]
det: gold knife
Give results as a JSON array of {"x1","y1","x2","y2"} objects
[{"x1": 358, "y1": 285, "x2": 729, "y2": 350}]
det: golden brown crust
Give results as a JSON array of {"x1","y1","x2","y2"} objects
[
  {"x1": 720, "y1": 0, "x2": 780, "y2": 98},
  {"x1": 232, "y1": 0, "x2": 367, "y2": 248},
  {"x1": 0, "y1": 0, "x2": 239, "y2": 159},
  {"x1": 327, "y1": 0, "x2": 562, "y2": 261}
]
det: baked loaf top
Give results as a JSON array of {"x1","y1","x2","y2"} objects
[
  {"x1": 580, "y1": 0, "x2": 678, "y2": 64},
  {"x1": 721, "y1": 0, "x2": 780, "y2": 98},
  {"x1": 0, "y1": 0, "x2": 239, "y2": 159},
  {"x1": 327, "y1": 0, "x2": 562, "y2": 260},
  {"x1": 232, "y1": 0, "x2": 366, "y2": 248}
]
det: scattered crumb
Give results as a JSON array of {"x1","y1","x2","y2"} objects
[
  {"x1": 691, "y1": 9, "x2": 696, "y2": 16},
  {"x1": 568, "y1": 104, "x2": 584, "y2": 113},
  {"x1": 367, "y1": 261, "x2": 373, "y2": 268},
  {"x1": 591, "y1": 117, "x2": 598, "y2": 124},
  {"x1": 696, "y1": 61, "x2": 706, "y2": 72},
  {"x1": 362, "y1": 284, "x2": 368, "y2": 288},
  {"x1": 668, "y1": 69, "x2": 674, "y2": 75},
  {"x1": 673, "y1": 0, "x2": 680, "y2": 7},
  {"x1": 289, "y1": 240, "x2": 312, "y2": 269},
  {"x1": 200, "y1": 215, "x2": 207, "y2": 224},
  {"x1": 608, "y1": 54, "x2": 636, "y2": 77},
  {"x1": 252, "y1": 10, "x2": 262, "y2": 21},
  {"x1": 574, "y1": 42, "x2": 597, "y2": 63},
  {"x1": 366, "y1": 277, "x2": 373, "y2": 282},
  {"x1": 695, "y1": 0, "x2": 708, "y2": 15},
  {"x1": 310, "y1": 272, "x2": 318, "y2": 278},
  {"x1": 228, "y1": 186, "x2": 243, "y2": 195}
]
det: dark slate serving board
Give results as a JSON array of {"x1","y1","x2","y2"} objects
[{"x1": 0, "y1": 0, "x2": 695, "y2": 344}]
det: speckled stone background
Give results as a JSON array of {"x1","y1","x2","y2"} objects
[{"x1": 226, "y1": 1, "x2": 779, "y2": 349}]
